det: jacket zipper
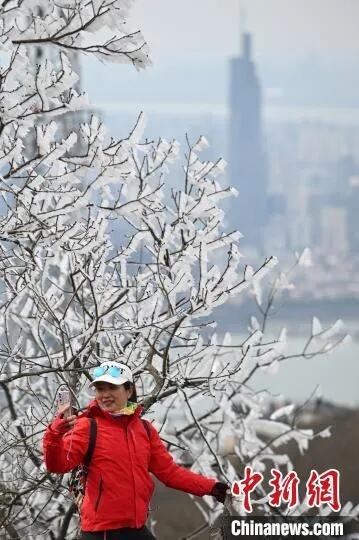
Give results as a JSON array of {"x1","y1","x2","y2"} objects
[
  {"x1": 94, "y1": 477, "x2": 103, "y2": 512},
  {"x1": 126, "y1": 425, "x2": 137, "y2": 526}
]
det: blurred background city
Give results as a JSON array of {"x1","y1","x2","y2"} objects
[{"x1": 79, "y1": 0, "x2": 358, "y2": 409}]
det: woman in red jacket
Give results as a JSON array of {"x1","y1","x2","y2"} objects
[{"x1": 43, "y1": 361, "x2": 229, "y2": 540}]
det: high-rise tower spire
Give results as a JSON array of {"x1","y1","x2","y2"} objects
[
  {"x1": 239, "y1": 4, "x2": 246, "y2": 53},
  {"x1": 239, "y1": 5, "x2": 251, "y2": 61}
]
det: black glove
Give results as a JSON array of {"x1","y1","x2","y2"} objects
[{"x1": 211, "y1": 482, "x2": 229, "y2": 504}]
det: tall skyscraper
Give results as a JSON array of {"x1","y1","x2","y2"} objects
[{"x1": 229, "y1": 30, "x2": 268, "y2": 252}]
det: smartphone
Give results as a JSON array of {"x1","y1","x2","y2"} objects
[{"x1": 57, "y1": 386, "x2": 72, "y2": 418}]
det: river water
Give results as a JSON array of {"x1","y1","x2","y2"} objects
[{"x1": 231, "y1": 318, "x2": 359, "y2": 408}]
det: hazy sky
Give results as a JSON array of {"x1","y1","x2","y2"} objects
[
  {"x1": 131, "y1": 0, "x2": 359, "y2": 61},
  {"x1": 84, "y1": 0, "x2": 359, "y2": 113}
]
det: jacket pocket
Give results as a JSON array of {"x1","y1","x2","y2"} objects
[{"x1": 94, "y1": 476, "x2": 103, "y2": 512}]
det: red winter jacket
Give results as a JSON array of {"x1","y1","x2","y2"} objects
[{"x1": 43, "y1": 400, "x2": 217, "y2": 531}]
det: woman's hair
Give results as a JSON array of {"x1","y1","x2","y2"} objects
[{"x1": 124, "y1": 381, "x2": 137, "y2": 403}]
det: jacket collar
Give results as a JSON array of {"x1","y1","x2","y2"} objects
[{"x1": 85, "y1": 399, "x2": 144, "y2": 420}]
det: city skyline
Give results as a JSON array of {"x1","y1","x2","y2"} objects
[{"x1": 82, "y1": 2, "x2": 359, "y2": 295}]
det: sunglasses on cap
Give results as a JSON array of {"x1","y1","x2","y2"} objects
[{"x1": 92, "y1": 365, "x2": 125, "y2": 379}]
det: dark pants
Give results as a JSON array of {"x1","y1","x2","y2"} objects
[{"x1": 80, "y1": 526, "x2": 156, "y2": 540}]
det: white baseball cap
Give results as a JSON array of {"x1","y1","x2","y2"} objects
[{"x1": 89, "y1": 361, "x2": 133, "y2": 387}]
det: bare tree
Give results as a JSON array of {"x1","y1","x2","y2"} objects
[{"x1": 0, "y1": 1, "x2": 357, "y2": 539}]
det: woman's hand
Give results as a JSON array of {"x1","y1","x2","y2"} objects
[
  {"x1": 51, "y1": 404, "x2": 77, "y2": 434},
  {"x1": 211, "y1": 482, "x2": 231, "y2": 504}
]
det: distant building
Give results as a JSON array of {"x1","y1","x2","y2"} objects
[
  {"x1": 229, "y1": 31, "x2": 268, "y2": 252},
  {"x1": 320, "y1": 206, "x2": 348, "y2": 257},
  {"x1": 28, "y1": 41, "x2": 95, "y2": 156}
]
